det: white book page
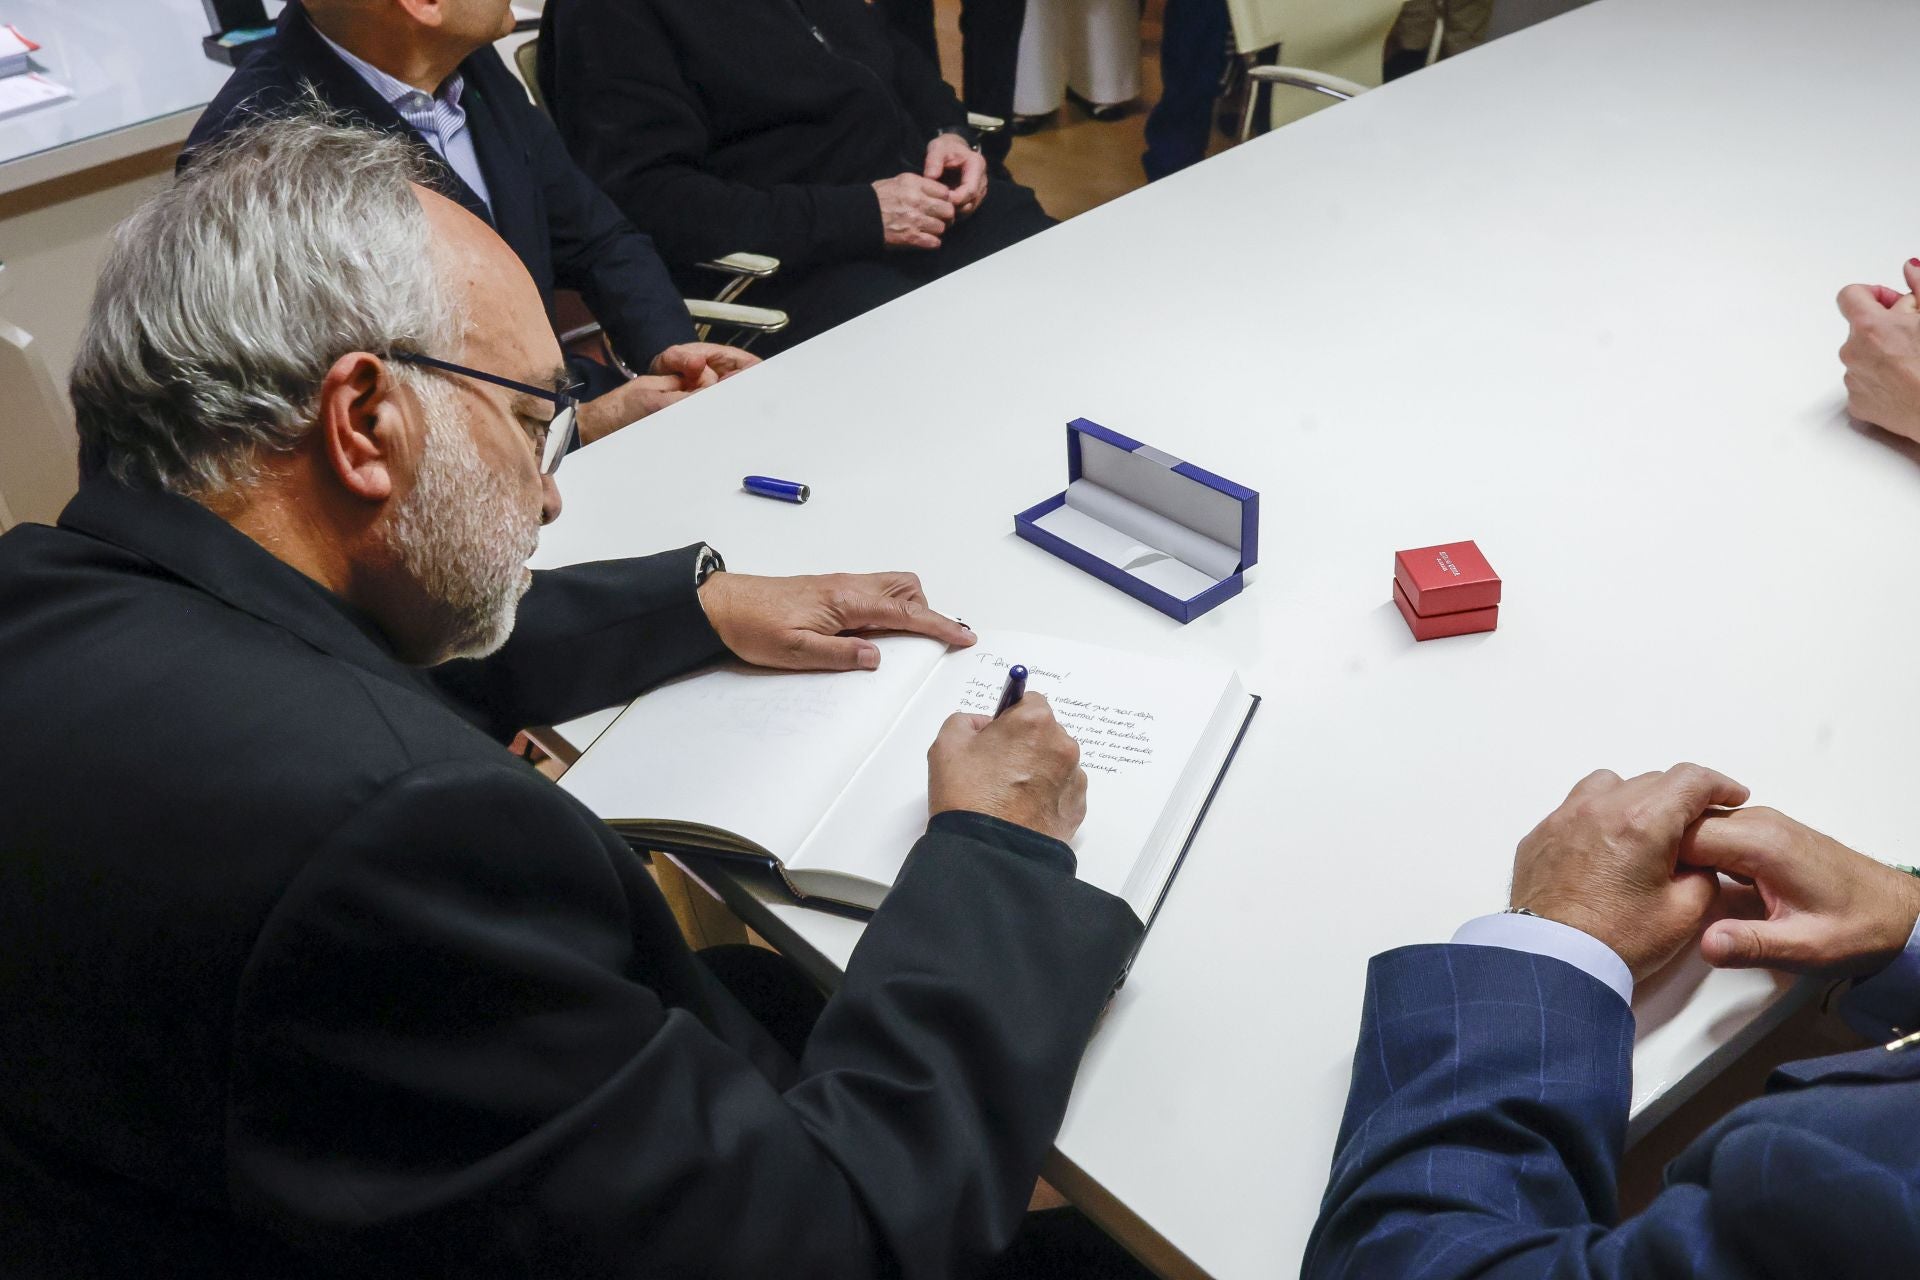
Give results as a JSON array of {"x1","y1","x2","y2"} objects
[
  {"x1": 788, "y1": 630, "x2": 1237, "y2": 905},
  {"x1": 558, "y1": 634, "x2": 951, "y2": 857}
]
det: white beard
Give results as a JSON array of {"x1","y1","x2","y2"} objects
[{"x1": 384, "y1": 379, "x2": 540, "y2": 661}]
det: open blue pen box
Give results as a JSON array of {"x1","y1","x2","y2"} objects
[{"x1": 1014, "y1": 419, "x2": 1259, "y2": 624}]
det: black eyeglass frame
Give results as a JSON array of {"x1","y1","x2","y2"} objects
[{"x1": 390, "y1": 350, "x2": 579, "y2": 475}]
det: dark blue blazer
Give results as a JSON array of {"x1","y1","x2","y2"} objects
[
  {"x1": 185, "y1": 2, "x2": 694, "y2": 377},
  {"x1": 1306, "y1": 943, "x2": 1920, "y2": 1278}
]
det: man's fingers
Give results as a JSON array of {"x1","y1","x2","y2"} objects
[
  {"x1": 713, "y1": 347, "x2": 761, "y2": 377},
  {"x1": 785, "y1": 630, "x2": 881, "y2": 672},
  {"x1": 932, "y1": 710, "x2": 990, "y2": 751},
  {"x1": 1838, "y1": 283, "x2": 1888, "y2": 325},
  {"x1": 834, "y1": 591, "x2": 972, "y2": 647},
  {"x1": 863, "y1": 571, "x2": 931, "y2": 606},
  {"x1": 1657, "y1": 762, "x2": 1750, "y2": 820},
  {"x1": 655, "y1": 349, "x2": 709, "y2": 388},
  {"x1": 998, "y1": 690, "x2": 1062, "y2": 731},
  {"x1": 1564, "y1": 768, "x2": 1622, "y2": 802},
  {"x1": 1679, "y1": 809, "x2": 1776, "y2": 880},
  {"x1": 1700, "y1": 916, "x2": 1821, "y2": 972}
]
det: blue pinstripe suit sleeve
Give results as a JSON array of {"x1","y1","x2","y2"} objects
[{"x1": 1302, "y1": 944, "x2": 1770, "y2": 1279}]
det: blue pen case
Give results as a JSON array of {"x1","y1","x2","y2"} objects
[{"x1": 1014, "y1": 418, "x2": 1259, "y2": 624}]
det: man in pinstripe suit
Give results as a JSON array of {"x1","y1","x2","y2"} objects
[{"x1": 1307, "y1": 763, "x2": 1920, "y2": 1277}]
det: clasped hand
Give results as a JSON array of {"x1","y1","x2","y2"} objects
[
  {"x1": 1837, "y1": 258, "x2": 1920, "y2": 443},
  {"x1": 872, "y1": 134, "x2": 988, "y2": 251},
  {"x1": 576, "y1": 343, "x2": 761, "y2": 444},
  {"x1": 1513, "y1": 764, "x2": 1920, "y2": 982}
]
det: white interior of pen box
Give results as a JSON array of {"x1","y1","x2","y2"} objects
[{"x1": 1029, "y1": 433, "x2": 1244, "y2": 600}]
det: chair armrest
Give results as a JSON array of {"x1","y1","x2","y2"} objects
[
  {"x1": 1246, "y1": 65, "x2": 1369, "y2": 102},
  {"x1": 685, "y1": 299, "x2": 790, "y2": 334},
  {"x1": 564, "y1": 297, "x2": 789, "y2": 371},
  {"x1": 966, "y1": 111, "x2": 1006, "y2": 134},
  {"x1": 698, "y1": 252, "x2": 781, "y2": 279}
]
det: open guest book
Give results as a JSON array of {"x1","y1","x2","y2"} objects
[{"x1": 559, "y1": 630, "x2": 1259, "y2": 920}]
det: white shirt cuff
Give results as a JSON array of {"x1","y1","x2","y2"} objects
[{"x1": 1452, "y1": 912, "x2": 1634, "y2": 1007}]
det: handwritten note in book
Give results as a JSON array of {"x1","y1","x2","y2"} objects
[{"x1": 792, "y1": 632, "x2": 1231, "y2": 897}]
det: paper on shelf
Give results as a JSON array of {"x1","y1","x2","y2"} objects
[
  {"x1": 0, "y1": 74, "x2": 71, "y2": 123},
  {"x1": 0, "y1": 24, "x2": 39, "y2": 79}
]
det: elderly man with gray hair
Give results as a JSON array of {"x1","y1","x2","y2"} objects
[{"x1": 0, "y1": 113, "x2": 1146, "y2": 1277}]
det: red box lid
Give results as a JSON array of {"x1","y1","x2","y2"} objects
[
  {"x1": 1393, "y1": 579, "x2": 1497, "y2": 640},
  {"x1": 1394, "y1": 540, "x2": 1501, "y2": 615}
]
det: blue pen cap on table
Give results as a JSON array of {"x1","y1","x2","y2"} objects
[{"x1": 1013, "y1": 419, "x2": 1258, "y2": 624}]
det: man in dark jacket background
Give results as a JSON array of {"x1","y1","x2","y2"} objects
[
  {"x1": 189, "y1": 0, "x2": 759, "y2": 443},
  {"x1": 539, "y1": 0, "x2": 1056, "y2": 353}
]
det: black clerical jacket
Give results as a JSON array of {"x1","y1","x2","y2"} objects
[
  {"x1": 185, "y1": 2, "x2": 695, "y2": 374},
  {"x1": 0, "y1": 478, "x2": 1142, "y2": 1277},
  {"x1": 539, "y1": 0, "x2": 971, "y2": 277}
]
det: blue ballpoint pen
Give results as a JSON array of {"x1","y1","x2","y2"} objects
[{"x1": 992, "y1": 666, "x2": 1028, "y2": 718}]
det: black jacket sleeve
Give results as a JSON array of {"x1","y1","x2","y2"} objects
[
  {"x1": 884, "y1": 19, "x2": 969, "y2": 137},
  {"x1": 489, "y1": 54, "x2": 697, "y2": 366},
  {"x1": 428, "y1": 545, "x2": 726, "y2": 740},
  {"x1": 226, "y1": 760, "x2": 1143, "y2": 1277},
  {"x1": 542, "y1": 0, "x2": 883, "y2": 274}
]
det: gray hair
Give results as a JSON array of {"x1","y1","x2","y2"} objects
[{"x1": 70, "y1": 107, "x2": 460, "y2": 495}]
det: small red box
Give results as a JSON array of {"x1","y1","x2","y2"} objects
[
  {"x1": 1393, "y1": 579, "x2": 1498, "y2": 640},
  {"x1": 1394, "y1": 541, "x2": 1501, "y2": 615}
]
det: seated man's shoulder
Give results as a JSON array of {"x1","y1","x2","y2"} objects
[
  {"x1": 190, "y1": 46, "x2": 304, "y2": 140},
  {"x1": 0, "y1": 523, "x2": 537, "y2": 866}
]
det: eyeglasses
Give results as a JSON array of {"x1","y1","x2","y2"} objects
[{"x1": 391, "y1": 350, "x2": 579, "y2": 475}]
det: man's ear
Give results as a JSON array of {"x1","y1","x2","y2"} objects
[
  {"x1": 316, "y1": 352, "x2": 409, "y2": 503},
  {"x1": 393, "y1": 0, "x2": 446, "y2": 30}
]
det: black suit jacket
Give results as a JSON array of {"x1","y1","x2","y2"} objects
[
  {"x1": 185, "y1": 2, "x2": 695, "y2": 376},
  {"x1": 540, "y1": 0, "x2": 971, "y2": 276},
  {"x1": 0, "y1": 479, "x2": 1143, "y2": 1277}
]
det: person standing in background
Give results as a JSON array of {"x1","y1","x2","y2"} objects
[
  {"x1": 1140, "y1": 0, "x2": 1227, "y2": 182},
  {"x1": 1013, "y1": 0, "x2": 1142, "y2": 129},
  {"x1": 880, "y1": 0, "x2": 1027, "y2": 164}
]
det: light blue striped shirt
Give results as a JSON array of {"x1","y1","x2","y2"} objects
[{"x1": 316, "y1": 29, "x2": 492, "y2": 212}]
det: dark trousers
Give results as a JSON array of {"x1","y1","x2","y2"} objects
[
  {"x1": 700, "y1": 941, "x2": 1151, "y2": 1278},
  {"x1": 1141, "y1": 0, "x2": 1230, "y2": 181},
  {"x1": 879, "y1": 0, "x2": 1027, "y2": 163},
  {"x1": 752, "y1": 177, "x2": 1053, "y2": 355}
]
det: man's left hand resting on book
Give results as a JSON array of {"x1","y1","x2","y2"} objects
[{"x1": 697, "y1": 569, "x2": 975, "y2": 671}]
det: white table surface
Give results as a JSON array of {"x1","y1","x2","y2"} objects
[{"x1": 534, "y1": 0, "x2": 1920, "y2": 1274}]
